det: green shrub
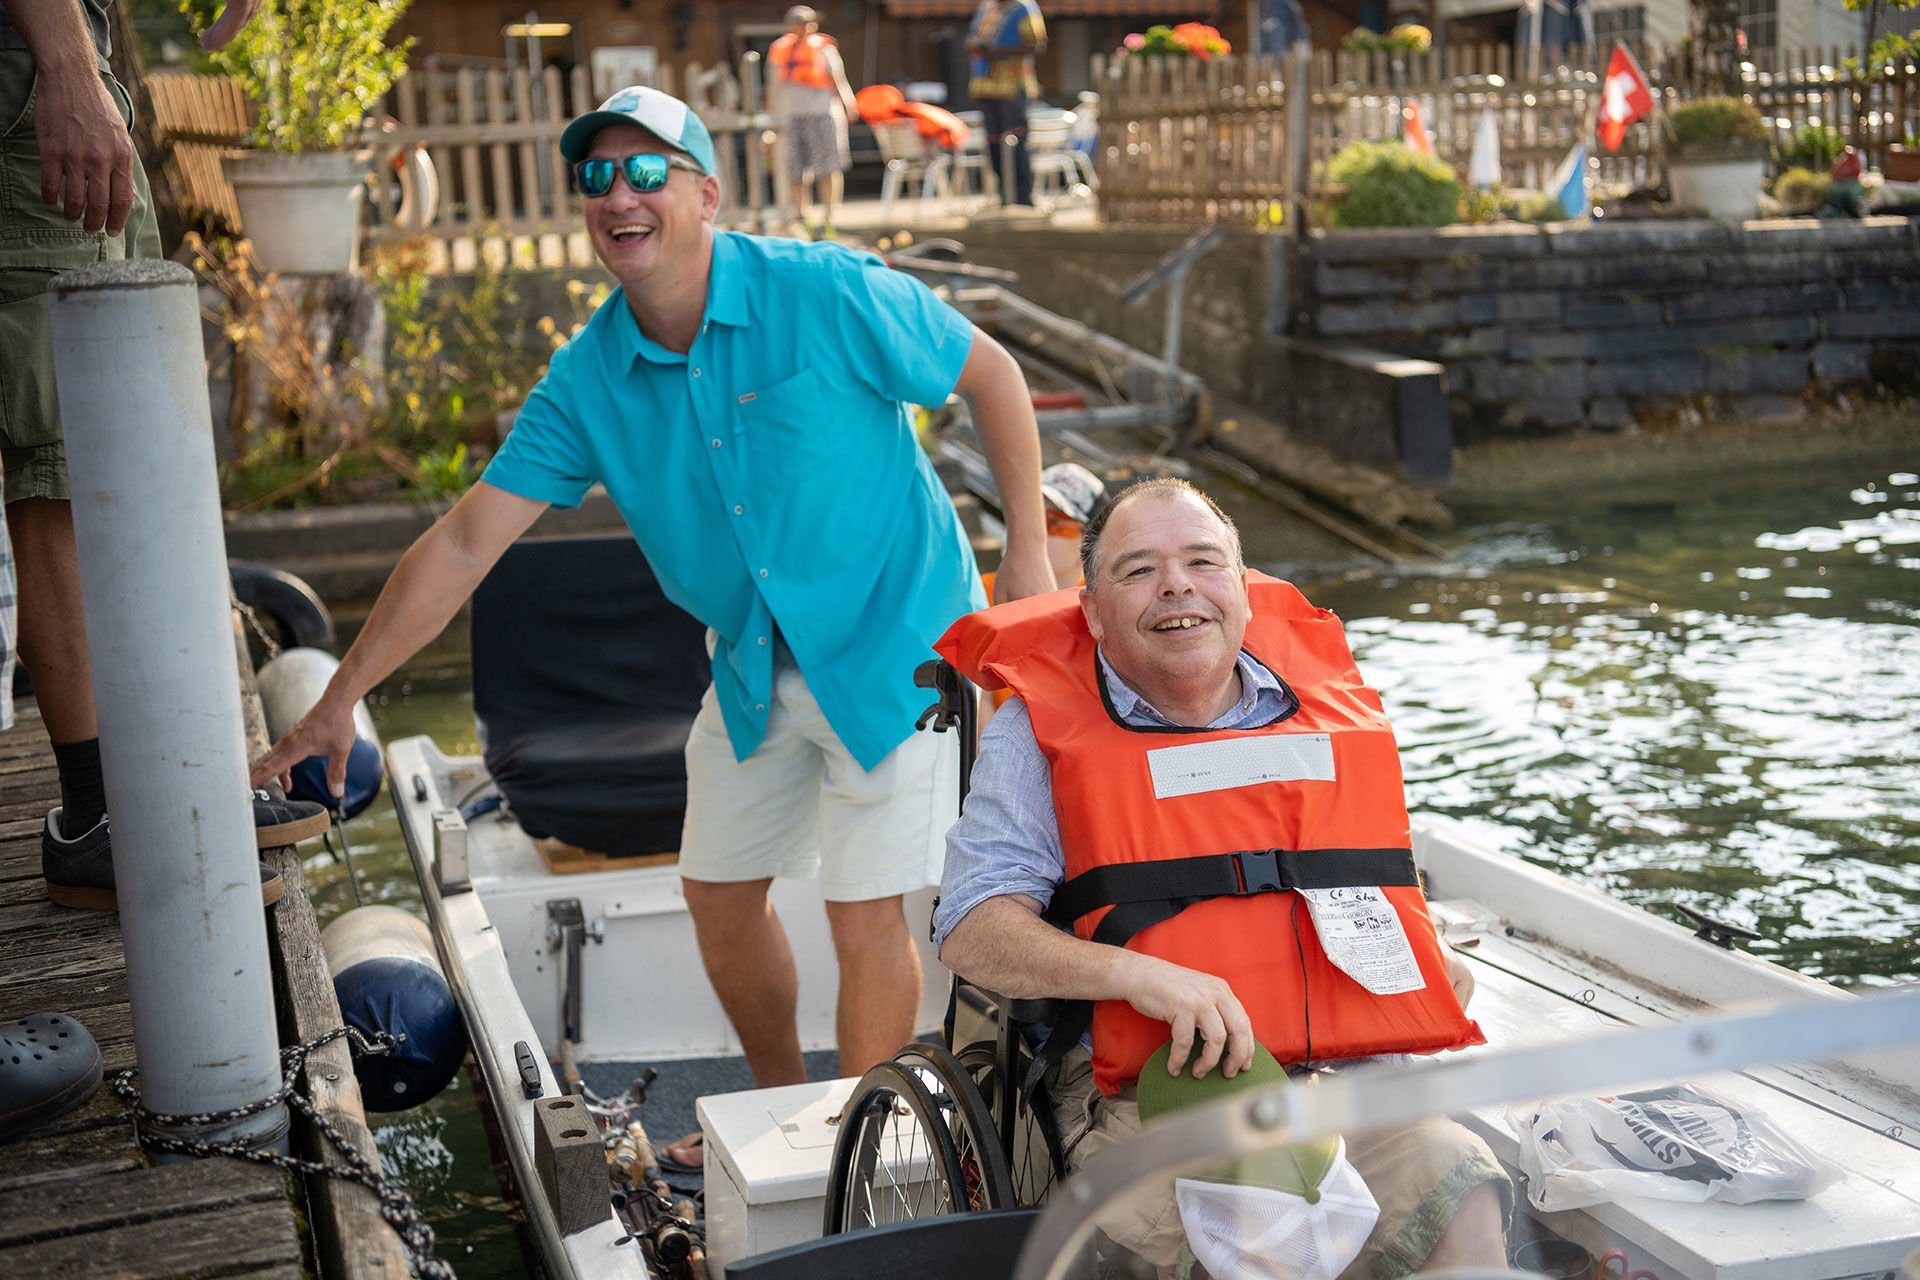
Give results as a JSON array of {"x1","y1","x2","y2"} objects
[
  {"x1": 1776, "y1": 124, "x2": 1843, "y2": 171},
  {"x1": 1668, "y1": 96, "x2": 1768, "y2": 151},
  {"x1": 1459, "y1": 185, "x2": 1513, "y2": 224},
  {"x1": 1773, "y1": 166, "x2": 1830, "y2": 210},
  {"x1": 1514, "y1": 191, "x2": 1572, "y2": 223},
  {"x1": 1329, "y1": 141, "x2": 1460, "y2": 228}
]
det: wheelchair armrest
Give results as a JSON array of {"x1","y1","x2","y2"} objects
[{"x1": 987, "y1": 993, "x2": 1063, "y2": 1028}]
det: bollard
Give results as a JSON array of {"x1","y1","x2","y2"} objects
[{"x1": 47, "y1": 259, "x2": 288, "y2": 1156}]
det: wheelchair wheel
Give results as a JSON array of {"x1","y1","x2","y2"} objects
[
  {"x1": 958, "y1": 1039, "x2": 1067, "y2": 1206},
  {"x1": 822, "y1": 1058, "x2": 973, "y2": 1234},
  {"x1": 892, "y1": 1041, "x2": 1015, "y2": 1214}
]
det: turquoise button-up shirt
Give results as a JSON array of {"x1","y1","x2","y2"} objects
[{"x1": 482, "y1": 232, "x2": 986, "y2": 770}]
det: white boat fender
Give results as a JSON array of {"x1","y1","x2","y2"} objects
[
  {"x1": 231, "y1": 560, "x2": 335, "y2": 651},
  {"x1": 258, "y1": 646, "x2": 385, "y2": 820},
  {"x1": 320, "y1": 905, "x2": 468, "y2": 1111}
]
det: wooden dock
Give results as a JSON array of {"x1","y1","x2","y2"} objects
[{"x1": 0, "y1": 687, "x2": 412, "y2": 1278}]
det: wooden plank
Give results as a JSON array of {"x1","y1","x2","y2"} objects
[
  {"x1": 0, "y1": 1157, "x2": 280, "y2": 1248},
  {"x1": 0, "y1": 1196, "x2": 302, "y2": 1278}
]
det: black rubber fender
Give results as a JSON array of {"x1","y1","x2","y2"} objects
[{"x1": 231, "y1": 560, "x2": 335, "y2": 652}]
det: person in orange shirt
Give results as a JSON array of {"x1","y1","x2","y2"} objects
[{"x1": 768, "y1": 5, "x2": 859, "y2": 239}]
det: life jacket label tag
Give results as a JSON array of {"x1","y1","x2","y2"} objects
[
  {"x1": 1146, "y1": 733, "x2": 1334, "y2": 799},
  {"x1": 1299, "y1": 887, "x2": 1425, "y2": 995}
]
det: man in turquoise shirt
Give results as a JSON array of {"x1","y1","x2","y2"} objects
[{"x1": 256, "y1": 87, "x2": 1052, "y2": 1163}]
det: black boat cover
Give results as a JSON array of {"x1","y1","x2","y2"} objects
[{"x1": 471, "y1": 535, "x2": 710, "y2": 857}]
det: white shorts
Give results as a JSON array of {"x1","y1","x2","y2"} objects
[{"x1": 679, "y1": 659, "x2": 955, "y2": 902}]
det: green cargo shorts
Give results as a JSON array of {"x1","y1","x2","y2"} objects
[{"x1": 0, "y1": 50, "x2": 162, "y2": 504}]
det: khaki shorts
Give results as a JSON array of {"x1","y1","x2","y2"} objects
[
  {"x1": 1051, "y1": 1047, "x2": 1512, "y2": 1280},
  {"x1": 678, "y1": 654, "x2": 954, "y2": 901},
  {"x1": 0, "y1": 51, "x2": 163, "y2": 505}
]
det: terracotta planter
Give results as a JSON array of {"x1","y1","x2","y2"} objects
[
  {"x1": 1887, "y1": 145, "x2": 1920, "y2": 184},
  {"x1": 1667, "y1": 142, "x2": 1766, "y2": 221},
  {"x1": 223, "y1": 149, "x2": 374, "y2": 274}
]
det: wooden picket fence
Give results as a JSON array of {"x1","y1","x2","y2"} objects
[
  {"x1": 1092, "y1": 42, "x2": 1920, "y2": 230},
  {"x1": 146, "y1": 55, "x2": 787, "y2": 267}
]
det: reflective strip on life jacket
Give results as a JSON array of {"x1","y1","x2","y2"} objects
[
  {"x1": 937, "y1": 573, "x2": 1485, "y2": 1095},
  {"x1": 770, "y1": 32, "x2": 837, "y2": 91}
]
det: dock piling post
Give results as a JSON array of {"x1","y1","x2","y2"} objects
[{"x1": 47, "y1": 259, "x2": 289, "y2": 1156}]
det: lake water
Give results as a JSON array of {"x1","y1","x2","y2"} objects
[{"x1": 310, "y1": 452, "x2": 1919, "y2": 1275}]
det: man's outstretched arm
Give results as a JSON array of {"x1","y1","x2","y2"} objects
[
  {"x1": 941, "y1": 894, "x2": 1257, "y2": 1081},
  {"x1": 954, "y1": 326, "x2": 1052, "y2": 603},
  {"x1": 251, "y1": 481, "x2": 547, "y2": 796}
]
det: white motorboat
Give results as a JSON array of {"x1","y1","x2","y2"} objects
[{"x1": 382, "y1": 535, "x2": 1920, "y2": 1280}]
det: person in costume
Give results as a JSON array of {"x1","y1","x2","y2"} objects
[{"x1": 934, "y1": 478, "x2": 1509, "y2": 1277}]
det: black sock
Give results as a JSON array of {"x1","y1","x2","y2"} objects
[{"x1": 51, "y1": 738, "x2": 107, "y2": 837}]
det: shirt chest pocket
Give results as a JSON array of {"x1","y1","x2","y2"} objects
[{"x1": 733, "y1": 365, "x2": 834, "y2": 461}]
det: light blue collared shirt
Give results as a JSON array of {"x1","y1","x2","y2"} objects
[
  {"x1": 483, "y1": 232, "x2": 984, "y2": 769},
  {"x1": 933, "y1": 649, "x2": 1298, "y2": 951}
]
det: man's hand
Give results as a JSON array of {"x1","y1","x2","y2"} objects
[
  {"x1": 251, "y1": 697, "x2": 358, "y2": 799},
  {"x1": 1124, "y1": 954, "x2": 1255, "y2": 1080},
  {"x1": 33, "y1": 69, "x2": 132, "y2": 235},
  {"x1": 991, "y1": 538, "x2": 1054, "y2": 603},
  {"x1": 200, "y1": 0, "x2": 263, "y2": 52}
]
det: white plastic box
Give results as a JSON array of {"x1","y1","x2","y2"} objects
[{"x1": 699, "y1": 1078, "x2": 860, "y2": 1276}]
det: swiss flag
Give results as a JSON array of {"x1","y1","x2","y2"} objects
[{"x1": 1597, "y1": 42, "x2": 1655, "y2": 152}]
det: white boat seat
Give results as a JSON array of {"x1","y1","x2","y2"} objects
[{"x1": 471, "y1": 534, "x2": 709, "y2": 857}]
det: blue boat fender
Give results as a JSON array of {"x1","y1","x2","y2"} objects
[
  {"x1": 321, "y1": 906, "x2": 468, "y2": 1111},
  {"x1": 258, "y1": 646, "x2": 385, "y2": 820}
]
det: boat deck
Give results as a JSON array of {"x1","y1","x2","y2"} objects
[{"x1": 0, "y1": 701, "x2": 308, "y2": 1278}]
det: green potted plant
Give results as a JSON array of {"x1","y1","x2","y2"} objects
[
  {"x1": 1664, "y1": 95, "x2": 1768, "y2": 220},
  {"x1": 1890, "y1": 134, "x2": 1920, "y2": 184},
  {"x1": 181, "y1": 0, "x2": 413, "y2": 273}
]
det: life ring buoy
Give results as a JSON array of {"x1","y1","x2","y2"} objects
[
  {"x1": 231, "y1": 561, "x2": 335, "y2": 652},
  {"x1": 898, "y1": 101, "x2": 969, "y2": 149},
  {"x1": 854, "y1": 83, "x2": 906, "y2": 123}
]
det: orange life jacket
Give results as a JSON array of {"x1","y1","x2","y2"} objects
[
  {"x1": 937, "y1": 573, "x2": 1485, "y2": 1095},
  {"x1": 769, "y1": 32, "x2": 837, "y2": 91}
]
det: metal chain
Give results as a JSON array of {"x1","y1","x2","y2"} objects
[{"x1": 110, "y1": 1026, "x2": 456, "y2": 1280}]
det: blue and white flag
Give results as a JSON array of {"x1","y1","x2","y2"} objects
[{"x1": 1547, "y1": 141, "x2": 1589, "y2": 220}]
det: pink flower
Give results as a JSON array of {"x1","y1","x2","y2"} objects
[{"x1": 1124, "y1": 32, "x2": 1146, "y2": 50}]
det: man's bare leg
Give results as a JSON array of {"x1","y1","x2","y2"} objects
[
  {"x1": 822, "y1": 170, "x2": 844, "y2": 233},
  {"x1": 669, "y1": 876, "x2": 806, "y2": 1167},
  {"x1": 1416, "y1": 1180, "x2": 1508, "y2": 1272},
  {"x1": 8, "y1": 498, "x2": 96, "y2": 743},
  {"x1": 786, "y1": 175, "x2": 809, "y2": 231},
  {"x1": 823, "y1": 894, "x2": 920, "y2": 1075}
]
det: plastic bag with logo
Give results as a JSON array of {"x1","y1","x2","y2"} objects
[{"x1": 1507, "y1": 1081, "x2": 1840, "y2": 1211}]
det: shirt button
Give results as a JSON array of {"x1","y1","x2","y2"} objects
[
  {"x1": 758, "y1": 568, "x2": 769, "y2": 579},
  {"x1": 692, "y1": 368, "x2": 702, "y2": 378},
  {"x1": 732, "y1": 504, "x2": 744, "y2": 515},
  {"x1": 758, "y1": 635, "x2": 768, "y2": 646},
  {"x1": 755, "y1": 703, "x2": 766, "y2": 712},
  {"x1": 711, "y1": 438, "x2": 723, "y2": 449}
]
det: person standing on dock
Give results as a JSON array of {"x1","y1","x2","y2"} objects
[
  {"x1": 0, "y1": 0, "x2": 325, "y2": 911},
  {"x1": 967, "y1": 0, "x2": 1046, "y2": 208},
  {"x1": 253, "y1": 86, "x2": 1053, "y2": 1170},
  {"x1": 768, "y1": 5, "x2": 858, "y2": 241}
]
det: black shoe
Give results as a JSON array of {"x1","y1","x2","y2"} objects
[
  {"x1": 252, "y1": 789, "x2": 329, "y2": 847},
  {"x1": 43, "y1": 808, "x2": 286, "y2": 911},
  {"x1": 0, "y1": 1013, "x2": 103, "y2": 1141}
]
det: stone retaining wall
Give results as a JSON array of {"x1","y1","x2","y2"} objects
[
  {"x1": 1300, "y1": 218, "x2": 1920, "y2": 438},
  {"x1": 959, "y1": 217, "x2": 1920, "y2": 447}
]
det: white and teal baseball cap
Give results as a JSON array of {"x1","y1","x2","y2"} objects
[{"x1": 560, "y1": 85, "x2": 717, "y2": 175}]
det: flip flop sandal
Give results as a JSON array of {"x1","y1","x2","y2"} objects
[
  {"x1": 656, "y1": 1132, "x2": 704, "y2": 1176},
  {"x1": 1, "y1": 1012, "x2": 104, "y2": 1142}
]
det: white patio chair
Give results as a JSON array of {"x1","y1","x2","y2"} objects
[
  {"x1": 1027, "y1": 109, "x2": 1097, "y2": 210},
  {"x1": 873, "y1": 119, "x2": 954, "y2": 222}
]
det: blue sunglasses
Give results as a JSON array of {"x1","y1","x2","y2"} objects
[{"x1": 575, "y1": 152, "x2": 704, "y2": 197}]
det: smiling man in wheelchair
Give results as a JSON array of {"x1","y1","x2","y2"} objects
[{"x1": 932, "y1": 478, "x2": 1511, "y2": 1278}]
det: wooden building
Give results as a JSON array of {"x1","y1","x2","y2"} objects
[{"x1": 390, "y1": 1, "x2": 1371, "y2": 106}]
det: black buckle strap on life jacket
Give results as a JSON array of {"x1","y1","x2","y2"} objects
[{"x1": 1042, "y1": 846, "x2": 1420, "y2": 945}]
